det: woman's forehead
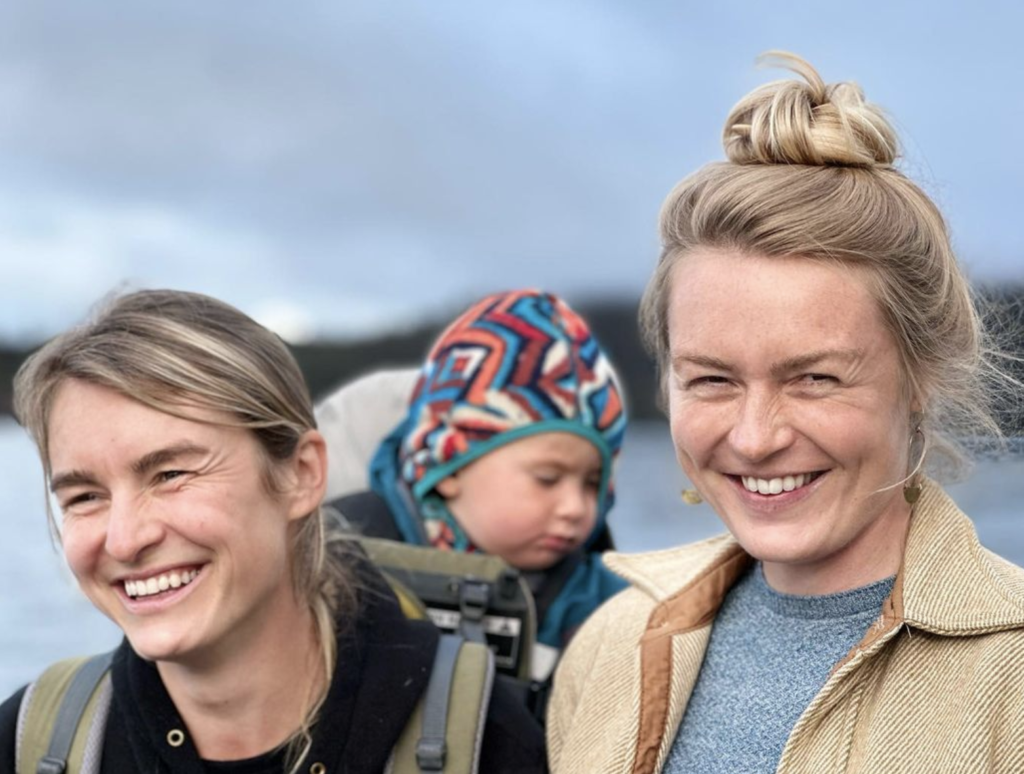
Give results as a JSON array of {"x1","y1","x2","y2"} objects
[
  {"x1": 662, "y1": 252, "x2": 905, "y2": 382},
  {"x1": 667, "y1": 252, "x2": 885, "y2": 343},
  {"x1": 46, "y1": 379, "x2": 244, "y2": 468}
]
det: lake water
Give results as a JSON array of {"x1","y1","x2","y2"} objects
[{"x1": 2, "y1": 418, "x2": 1022, "y2": 698}]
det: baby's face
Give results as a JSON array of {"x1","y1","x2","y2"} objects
[{"x1": 435, "y1": 431, "x2": 602, "y2": 570}]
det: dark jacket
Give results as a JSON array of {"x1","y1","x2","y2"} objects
[{"x1": 1, "y1": 556, "x2": 546, "y2": 773}]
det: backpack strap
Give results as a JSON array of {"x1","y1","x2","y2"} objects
[
  {"x1": 387, "y1": 635, "x2": 495, "y2": 774},
  {"x1": 15, "y1": 652, "x2": 114, "y2": 774}
]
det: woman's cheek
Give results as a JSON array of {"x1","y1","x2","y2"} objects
[
  {"x1": 61, "y1": 518, "x2": 102, "y2": 576},
  {"x1": 670, "y1": 404, "x2": 710, "y2": 461}
]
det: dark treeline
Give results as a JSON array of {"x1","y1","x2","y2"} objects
[{"x1": 2, "y1": 288, "x2": 1023, "y2": 428}]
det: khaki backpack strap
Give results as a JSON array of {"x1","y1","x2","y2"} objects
[
  {"x1": 16, "y1": 652, "x2": 114, "y2": 774},
  {"x1": 388, "y1": 636, "x2": 495, "y2": 774}
]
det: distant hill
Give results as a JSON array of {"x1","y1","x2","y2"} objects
[
  {"x1": 3, "y1": 289, "x2": 1023, "y2": 430},
  {"x1": 0, "y1": 297, "x2": 664, "y2": 420}
]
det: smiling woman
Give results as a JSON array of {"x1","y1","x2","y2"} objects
[
  {"x1": 0, "y1": 290, "x2": 546, "y2": 773},
  {"x1": 665, "y1": 252, "x2": 914, "y2": 596},
  {"x1": 547, "y1": 53, "x2": 1024, "y2": 774}
]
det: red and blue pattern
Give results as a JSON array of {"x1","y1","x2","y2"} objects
[{"x1": 398, "y1": 289, "x2": 627, "y2": 550}]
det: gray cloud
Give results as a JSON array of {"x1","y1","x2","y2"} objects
[{"x1": 1, "y1": 0, "x2": 1022, "y2": 343}]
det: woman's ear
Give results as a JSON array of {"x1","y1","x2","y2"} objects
[
  {"x1": 285, "y1": 429, "x2": 329, "y2": 522},
  {"x1": 435, "y1": 474, "x2": 460, "y2": 499}
]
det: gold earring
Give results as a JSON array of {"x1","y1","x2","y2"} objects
[
  {"x1": 903, "y1": 479, "x2": 922, "y2": 504},
  {"x1": 681, "y1": 489, "x2": 703, "y2": 506},
  {"x1": 903, "y1": 419, "x2": 925, "y2": 504}
]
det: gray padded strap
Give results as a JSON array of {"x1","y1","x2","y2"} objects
[
  {"x1": 37, "y1": 651, "x2": 114, "y2": 774},
  {"x1": 416, "y1": 634, "x2": 462, "y2": 771}
]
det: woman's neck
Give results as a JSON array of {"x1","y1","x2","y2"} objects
[{"x1": 156, "y1": 597, "x2": 326, "y2": 761}]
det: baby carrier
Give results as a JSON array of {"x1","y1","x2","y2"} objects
[{"x1": 17, "y1": 636, "x2": 493, "y2": 774}]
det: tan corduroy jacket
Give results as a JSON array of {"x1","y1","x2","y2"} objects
[{"x1": 548, "y1": 483, "x2": 1024, "y2": 773}]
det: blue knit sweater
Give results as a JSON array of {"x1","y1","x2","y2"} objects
[{"x1": 664, "y1": 564, "x2": 894, "y2": 773}]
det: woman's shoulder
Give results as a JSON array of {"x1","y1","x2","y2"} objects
[
  {"x1": 905, "y1": 484, "x2": 1024, "y2": 628},
  {"x1": 0, "y1": 685, "x2": 28, "y2": 771},
  {"x1": 602, "y1": 532, "x2": 741, "y2": 601}
]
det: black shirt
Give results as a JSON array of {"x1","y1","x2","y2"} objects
[{"x1": 0, "y1": 554, "x2": 546, "y2": 773}]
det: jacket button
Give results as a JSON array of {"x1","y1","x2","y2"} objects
[
  {"x1": 167, "y1": 729, "x2": 186, "y2": 747},
  {"x1": 310, "y1": 763, "x2": 326, "y2": 774}
]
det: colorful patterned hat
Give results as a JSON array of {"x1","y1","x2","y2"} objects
[{"x1": 399, "y1": 289, "x2": 627, "y2": 524}]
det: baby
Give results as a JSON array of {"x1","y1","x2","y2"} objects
[{"x1": 339, "y1": 288, "x2": 628, "y2": 650}]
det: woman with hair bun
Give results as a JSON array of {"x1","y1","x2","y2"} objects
[{"x1": 547, "y1": 54, "x2": 1024, "y2": 774}]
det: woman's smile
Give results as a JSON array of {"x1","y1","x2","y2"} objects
[
  {"x1": 121, "y1": 566, "x2": 202, "y2": 600},
  {"x1": 737, "y1": 471, "x2": 823, "y2": 495},
  {"x1": 48, "y1": 379, "x2": 305, "y2": 665},
  {"x1": 666, "y1": 249, "x2": 915, "y2": 594}
]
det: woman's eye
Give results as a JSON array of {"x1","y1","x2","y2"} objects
[
  {"x1": 801, "y1": 373, "x2": 836, "y2": 385},
  {"x1": 61, "y1": 492, "x2": 99, "y2": 512},
  {"x1": 156, "y1": 470, "x2": 188, "y2": 484},
  {"x1": 687, "y1": 375, "x2": 730, "y2": 389}
]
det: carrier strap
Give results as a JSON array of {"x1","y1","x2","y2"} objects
[
  {"x1": 388, "y1": 634, "x2": 495, "y2": 774},
  {"x1": 416, "y1": 635, "x2": 461, "y2": 770},
  {"x1": 16, "y1": 651, "x2": 114, "y2": 774},
  {"x1": 37, "y1": 652, "x2": 113, "y2": 774}
]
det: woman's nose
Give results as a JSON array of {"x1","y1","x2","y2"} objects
[
  {"x1": 103, "y1": 496, "x2": 163, "y2": 563},
  {"x1": 727, "y1": 390, "x2": 793, "y2": 462}
]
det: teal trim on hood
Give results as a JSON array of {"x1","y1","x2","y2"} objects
[{"x1": 411, "y1": 418, "x2": 615, "y2": 548}]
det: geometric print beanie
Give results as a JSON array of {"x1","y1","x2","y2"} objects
[{"x1": 398, "y1": 289, "x2": 628, "y2": 550}]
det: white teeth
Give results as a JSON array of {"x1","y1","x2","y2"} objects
[
  {"x1": 741, "y1": 473, "x2": 817, "y2": 496},
  {"x1": 124, "y1": 569, "x2": 199, "y2": 598}
]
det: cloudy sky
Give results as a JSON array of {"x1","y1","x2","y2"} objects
[{"x1": 1, "y1": 1, "x2": 1021, "y2": 345}]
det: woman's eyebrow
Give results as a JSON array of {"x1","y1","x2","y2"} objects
[
  {"x1": 671, "y1": 353, "x2": 733, "y2": 372},
  {"x1": 130, "y1": 442, "x2": 209, "y2": 476},
  {"x1": 770, "y1": 348, "x2": 863, "y2": 378},
  {"x1": 50, "y1": 469, "x2": 99, "y2": 494},
  {"x1": 49, "y1": 442, "x2": 210, "y2": 493}
]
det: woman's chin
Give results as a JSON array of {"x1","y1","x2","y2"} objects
[
  {"x1": 727, "y1": 522, "x2": 829, "y2": 570},
  {"x1": 124, "y1": 629, "x2": 196, "y2": 663}
]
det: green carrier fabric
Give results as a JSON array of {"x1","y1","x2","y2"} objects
[
  {"x1": 15, "y1": 653, "x2": 113, "y2": 774},
  {"x1": 356, "y1": 537, "x2": 536, "y2": 682},
  {"x1": 15, "y1": 635, "x2": 494, "y2": 774}
]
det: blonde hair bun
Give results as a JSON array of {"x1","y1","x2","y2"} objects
[{"x1": 723, "y1": 52, "x2": 898, "y2": 168}]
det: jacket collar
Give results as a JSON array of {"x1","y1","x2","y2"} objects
[
  {"x1": 605, "y1": 480, "x2": 1024, "y2": 637},
  {"x1": 899, "y1": 481, "x2": 1024, "y2": 634}
]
